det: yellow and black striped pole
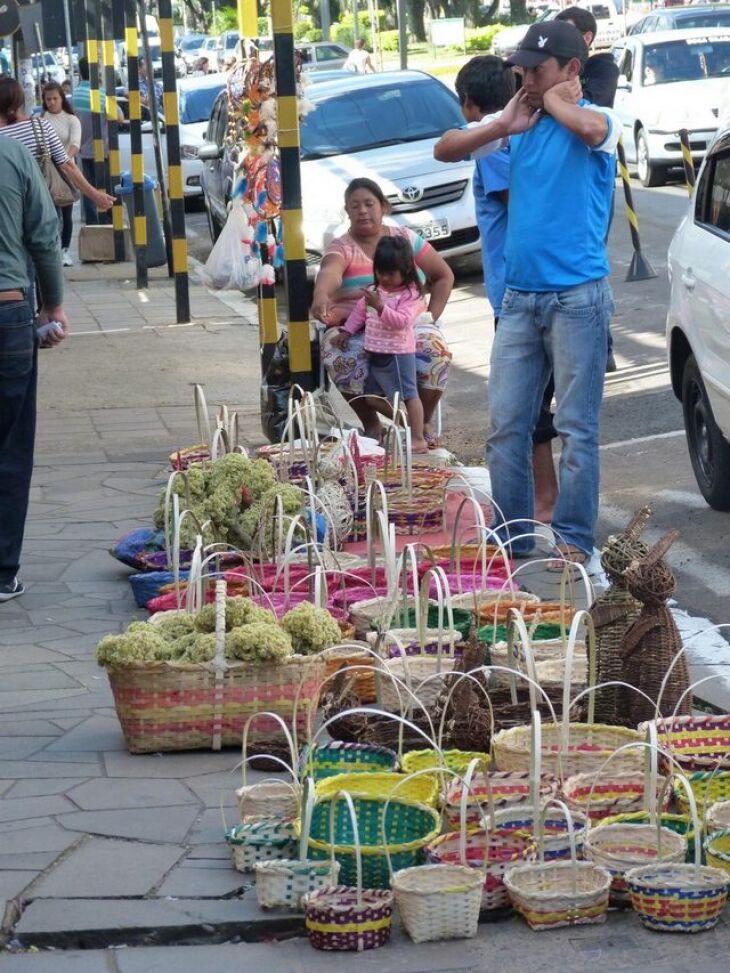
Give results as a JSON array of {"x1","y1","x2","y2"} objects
[
  {"x1": 124, "y1": 0, "x2": 147, "y2": 288},
  {"x1": 272, "y1": 0, "x2": 315, "y2": 390},
  {"x1": 84, "y1": 0, "x2": 108, "y2": 222},
  {"x1": 101, "y1": 0, "x2": 124, "y2": 261},
  {"x1": 616, "y1": 137, "x2": 657, "y2": 283},
  {"x1": 159, "y1": 0, "x2": 190, "y2": 323},
  {"x1": 678, "y1": 128, "x2": 696, "y2": 197},
  {"x1": 237, "y1": 0, "x2": 258, "y2": 41}
]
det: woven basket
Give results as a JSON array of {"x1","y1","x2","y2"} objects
[
  {"x1": 315, "y1": 772, "x2": 439, "y2": 808},
  {"x1": 369, "y1": 628, "x2": 464, "y2": 659},
  {"x1": 386, "y1": 605, "x2": 473, "y2": 642},
  {"x1": 646, "y1": 714, "x2": 730, "y2": 772},
  {"x1": 675, "y1": 771, "x2": 730, "y2": 814},
  {"x1": 504, "y1": 800, "x2": 612, "y2": 930},
  {"x1": 494, "y1": 804, "x2": 588, "y2": 862},
  {"x1": 706, "y1": 800, "x2": 730, "y2": 834},
  {"x1": 401, "y1": 748, "x2": 492, "y2": 778},
  {"x1": 303, "y1": 792, "x2": 393, "y2": 951},
  {"x1": 307, "y1": 791, "x2": 440, "y2": 890},
  {"x1": 583, "y1": 823, "x2": 687, "y2": 904},
  {"x1": 443, "y1": 771, "x2": 558, "y2": 831},
  {"x1": 601, "y1": 810, "x2": 698, "y2": 863},
  {"x1": 563, "y1": 771, "x2": 668, "y2": 824},
  {"x1": 106, "y1": 653, "x2": 325, "y2": 753},
  {"x1": 254, "y1": 780, "x2": 340, "y2": 910},
  {"x1": 703, "y1": 829, "x2": 730, "y2": 873},
  {"x1": 625, "y1": 774, "x2": 729, "y2": 932},
  {"x1": 301, "y1": 740, "x2": 397, "y2": 781},
  {"x1": 321, "y1": 647, "x2": 378, "y2": 703},
  {"x1": 377, "y1": 620, "x2": 461, "y2": 713},
  {"x1": 235, "y1": 713, "x2": 299, "y2": 821},
  {"x1": 493, "y1": 723, "x2": 642, "y2": 777},
  {"x1": 225, "y1": 816, "x2": 297, "y2": 873},
  {"x1": 169, "y1": 443, "x2": 210, "y2": 470},
  {"x1": 425, "y1": 759, "x2": 535, "y2": 911},
  {"x1": 128, "y1": 570, "x2": 189, "y2": 608}
]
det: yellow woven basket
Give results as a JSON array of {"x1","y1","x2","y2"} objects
[{"x1": 315, "y1": 772, "x2": 439, "y2": 808}]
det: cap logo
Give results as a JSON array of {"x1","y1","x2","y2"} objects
[{"x1": 537, "y1": 35, "x2": 548, "y2": 48}]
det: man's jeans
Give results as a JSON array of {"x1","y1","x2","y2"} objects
[
  {"x1": 486, "y1": 278, "x2": 614, "y2": 556},
  {"x1": 0, "y1": 300, "x2": 36, "y2": 584}
]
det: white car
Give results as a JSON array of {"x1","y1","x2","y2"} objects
[
  {"x1": 32, "y1": 51, "x2": 66, "y2": 85},
  {"x1": 612, "y1": 27, "x2": 730, "y2": 185},
  {"x1": 493, "y1": 1, "x2": 622, "y2": 58},
  {"x1": 200, "y1": 71, "x2": 480, "y2": 274},
  {"x1": 667, "y1": 124, "x2": 730, "y2": 509},
  {"x1": 117, "y1": 74, "x2": 227, "y2": 197}
]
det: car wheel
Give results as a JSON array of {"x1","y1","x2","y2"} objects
[
  {"x1": 636, "y1": 127, "x2": 666, "y2": 188},
  {"x1": 204, "y1": 194, "x2": 221, "y2": 243},
  {"x1": 682, "y1": 354, "x2": 730, "y2": 511}
]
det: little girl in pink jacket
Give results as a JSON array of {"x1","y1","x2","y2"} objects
[{"x1": 331, "y1": 235, "x2": 429, "y2": 452}]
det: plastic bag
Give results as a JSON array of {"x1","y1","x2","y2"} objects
[
  {"x1": 202, "y1": 199, "x2": 261, "y2": 291},
  {"x1": 260, "y1": 333, "x2": 322, "y2": 443}
]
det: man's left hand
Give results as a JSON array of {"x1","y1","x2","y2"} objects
[{"x1": 545, "y1": 78, "x2": 582, "y2": 108}]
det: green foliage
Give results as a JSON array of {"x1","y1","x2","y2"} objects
[
  {"x1": 194, "y1": 596, "x2": 276, "y2": 633},
  {"x1": 209, "y1": 4, "x2": 238, "y2": 36},
  {"x1": 225, "y1": 623, "x2": 293, "y2": 662},
  {"x1": 300, "y1": 27, "x2": 323, "y2": 41},
  {"x1": 97, "y1": 629, "x2": 172, "y2": 667},
  {"x1": 330, "y1": 22, "x2": 354, "y2": 46},
  {"x1": 457, "y1": 24, "x2": 506, "y2": 52},
  {"x1": 379, "y1": 29, "x2": 400, "y2": 52}
]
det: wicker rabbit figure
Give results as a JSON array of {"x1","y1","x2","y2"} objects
[
  {"x1": 618, "y1": 530, "x2": 692, "y2": 726},
  {"x1": 589, "y1": 506, "x2": 651, "y2": 725}
]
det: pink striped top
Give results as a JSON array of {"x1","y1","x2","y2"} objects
[{"x1": 342, "y1": 284, "x2": 426, "y2": 355}]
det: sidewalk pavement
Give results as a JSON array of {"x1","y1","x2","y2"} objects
[{"x1": 2, "y1": 259, "x2": 730, "y2": 970}]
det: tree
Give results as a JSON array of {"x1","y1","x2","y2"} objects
[{"x1": 408, "y1": 0, "x2": 427, "y2": 42}]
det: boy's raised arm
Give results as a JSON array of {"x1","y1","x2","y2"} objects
[{"x1": 433, "y1": 114, "x2": 508, "y2": 163}]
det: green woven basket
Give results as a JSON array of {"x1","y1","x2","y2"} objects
[
  {"x1": 479, "y1": 621, "x2": 567, "y2": 650},
  {"x1": 374, "y1": 605, "x2": 472, "y2": 642},
  {"x1": 307, "y1": 794, "x2": 441, "y2": 889},
  {"x1": 300, "y1": 741, "x2": 398, "y2": 781}
]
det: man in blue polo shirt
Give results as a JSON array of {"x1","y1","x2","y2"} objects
[{"x1": 434, "y1": 21, "x2": 619, "y2": 566}]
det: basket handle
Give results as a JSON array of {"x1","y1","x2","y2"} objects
[
  {"x1": 537, "y1": 797, "x2": 579, "y2": 898},
  {"x1": 670, "y1": 771, "x2": 702, "y2": 874},
  {"x1": 193, "y1": 383, "x2": 212, "y2": 446},
  {"x1": 311, "y1": 706, "x2": 441, "y2": 765},
  {"x1": 461, "y1": 757, "x2": 494, "y2": 865},
  {"x1": 559, "y1": 610, "x2": 597, "y2": 754},
  {"x1": 329, "y1": 790, "x2": 363, "y2": 906},
  {"x1": 220, "y1": 754, "x2": 298, "y2": 833},
  {"x1": 298, "y1": 776, "x2": 315, "y2": 862},
  {"x1": 418, "y1": 565, "x2": 457, "y2": 665},
  {"x1": 656, "y1": 623, "x2": 730, "y2": 722},
  {"x1": 240, "y1": 709, "x2": 299, "y2": 790},
  {"x1": 395, "y1": 543, "x2": 421, "y2": 631},
  {"x1": 381, "y1": 763, "x2": 478, "y2": 880}
]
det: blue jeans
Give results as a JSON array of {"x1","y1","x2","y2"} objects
[
  {"x1": 0, "y1": 300, "x2": 36, "y2": 583},
  {"x1": 486, "y1": 278, "x2": 614, "y2": 556}
]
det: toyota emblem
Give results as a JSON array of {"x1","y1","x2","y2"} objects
[{"x1": 401, "y1": 185, "x2": 423, "y2": 202}]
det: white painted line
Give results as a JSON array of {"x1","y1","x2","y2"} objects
[
  {"x1": 69, "y1": 328, "x2": 130, "y2": 335},
  {"x1": 600, "y1": 429, "x2": 685, "y2": 451}
]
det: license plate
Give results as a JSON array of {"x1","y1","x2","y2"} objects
[{"x1": 414, "y1": 219, "x2": 451, "y2": 241}]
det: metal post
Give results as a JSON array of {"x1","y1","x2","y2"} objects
[
  {"x1": 237, "y1": 0, "x2": 257, "y2": 39},
  {"x1": 137, "y1": 0, "x2": 174, "y2": 277},
  {"x1": 397, "y1": 0, "x2": 407, "y2": 69},
  {"x1": 84, "y1": 0, "x2": 108, "y2": 222},
  {"x1": 62, "y1": 0, "x2": 75, "y2": 92},
  {"x1": 678, "y1": 128, "x2": 696, "y2": 198},
  {"x1": 158, "y1": 0, "x2": 190, "y2": 323},
  {"x1": 353, "y1": 0, "x2": 359, "y2": 42},
  {"x1": 320, "y1": 0, "x2": 331, "y2": 41},
  {"x1": 272, "y1": 0, "x2": 315, "y2": 390},
  {"x1": 616, "y1": 138, "x2": 657, "y2": 283},
  {"x1": 125, "y1": 0, "x2": 148, "y2": 288},
  {"x1": 101, "y1": 0, "x2": 125, "y2": 262}
]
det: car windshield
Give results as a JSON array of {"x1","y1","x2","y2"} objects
[
  {"x1": 642, "y1": 37, "x2": 730, "y2": 83},
  {"x1": 300, "y1": 79, "x2": 463, "y2": 159},
  {"x1": 224, "y1": 33, "x2": 239, "y2": 50},
  {"x1": 179, "y1": 84, "x2": 225, "y2": 124},
  {"x1": 676, "y1": 12, "x2": 730, "y2": 27},
  {"x1": 590, "y1": 5, "x2": 611, "y2": 19},
  {"x1": 180, "y1": 36, "x2": 205, "y2": 52}
]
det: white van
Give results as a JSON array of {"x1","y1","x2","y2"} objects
[{"x1": 493, "y1": 0, "x2": 623, "y2": 59}]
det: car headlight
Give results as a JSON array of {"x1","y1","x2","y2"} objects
[{"x1": 180, "y1": 144, "x2": 199, "y2": 159}]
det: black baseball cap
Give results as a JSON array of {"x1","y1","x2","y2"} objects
[{"x1": 506, "y1": 21, "x2": 589, "y2": 68}]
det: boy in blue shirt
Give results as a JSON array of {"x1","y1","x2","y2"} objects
[
  {"x1": 455, "y1": 55, "x2": 559, "y2": 524},
  {"x1": 436, "y1": 22, "x2": 619, "y2": 566}
]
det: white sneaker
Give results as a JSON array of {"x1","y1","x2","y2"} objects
[{"x1": 61, "y1": 248, "x2": 73, "y2": 267}]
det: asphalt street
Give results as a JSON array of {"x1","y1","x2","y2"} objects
[{"x1": 185, "y1": 172, "x2": 730, "y2": 696}]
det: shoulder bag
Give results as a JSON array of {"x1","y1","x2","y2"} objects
[{"x1": 30, "y1": 116, "x2": 80, "y2": 208}]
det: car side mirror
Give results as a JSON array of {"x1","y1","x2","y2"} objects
[{"x1": 198, "y1": 142, "x2": 222, "y2": 161}]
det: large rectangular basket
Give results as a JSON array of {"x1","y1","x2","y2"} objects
[
  {"x1": 107, "y1": 655, "x2": 326, "y2": 753},
  {"x1": 493, "y1": 723, "x2": 643, "y2": 777},
  {"x1": 642, "y1": 714, "x2": 730, "y2": 772}
]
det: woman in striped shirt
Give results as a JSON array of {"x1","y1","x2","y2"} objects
[{"x1": 0, "y1": 77, "x2": 114, "y2": 216}]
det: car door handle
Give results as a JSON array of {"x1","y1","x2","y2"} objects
[{"x1": 681, "y1": 270, "x2": 696, "y2": 291}]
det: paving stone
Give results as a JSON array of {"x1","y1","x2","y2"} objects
[
  {"x1": 0, "y1": 851, "x2": 66, "y2": 871},
  {"x1": 0, "y1": 952, "x2": 115, "y2": 972},
  {"x1": 67, "y1": 779, "x2": 195, "y2": 811},
  {"x1": 1, "y1": 626, "x2": 68, "y2": 646},
  {"x1": 56, "y1": 806, "x2": 199, "y2": 844},
  {"x1": 0, "y1": 722, "x2": 63, "y2": 738},
  {"x1": 0, "y1": 761, "x2": 102, "y2": 779},
  {"x1": 30, "y1": 837, "x2": 184, "y2": 898},
  {"x1": 5, "y1": 778, "x2": 89, "y2": 798},
  {"x1": 0, "y1": 690, "x2": 90, "y2": 710},
  {"x1": 184, "y1": 843, "x2": 230, "y2": 861},
  {"x1": 0, "y1": 738, "x2": 58, "y2": 760},
  {"x1": 43, "y1": 716, "x2": 126, "y2": 753},
  {"x1": 0, "y1": 817, "x2": 57, "y2": 834},
  {"x1": 186, "y1": 807, "x2": 227, "y2": 845},
  {"x1": 0, "y1": 870, "x2": 37, "y2": 903},
  {"x1": 104, "y1": 751, "x2": 234, "y2": 780},
  {"x1": 0, "y1": 824, "x2": 80, "y2": 855},
  {"x1": 0, "y1": 796, "x2": 75, "y2": 822},
  {"x1": 27, "y1": 752, "x2": 103, "y2": 765},
  {"x1": 156, "y1": 864, "x2": 245, "y2": 897},
  {"x1": 0, "y1": 670, "x2": 82, "y2": 692}
]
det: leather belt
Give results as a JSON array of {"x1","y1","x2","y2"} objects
[{"x1": 0, "y1": 290, "x2": 24, "y2": 301}]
